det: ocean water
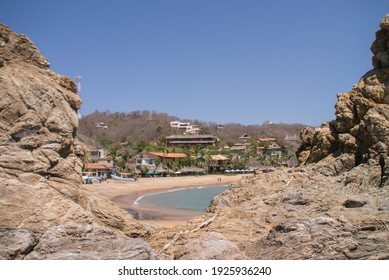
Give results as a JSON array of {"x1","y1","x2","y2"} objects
[{"x1": 135, "y1": 185, "x2": 229, "y2": 212}]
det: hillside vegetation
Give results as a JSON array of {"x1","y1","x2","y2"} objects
[{"x1": 78, "y1": 110, "x2": 307, "y2": 153}]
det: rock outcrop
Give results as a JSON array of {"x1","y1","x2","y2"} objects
[
  {"x1": 148, "y1": 15, "x2": 389, "y2": 260},
  {"x1": 0, "y1": 23, "x2": 153, "y2": 260},
  {"x1": 150, "y1": 162, "x2": 389, "y2": 260},
  {"x1": 296, "y1": 15, "x2": 389, "y2": 185}
]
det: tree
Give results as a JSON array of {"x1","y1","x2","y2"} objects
[
  {"x1": 108, "y1": 146, "x2": 119, "y2": 169},
  {"x1": 249, "y1": 141, "x2": 259, "y2": 157},
  {"x1": 99, "y1": 136, "x2": 113, "y2": 149},
  {"x1": 116, "y1": 157, "x2": 126, "y2": 171},
  {"x1": 193, "y1": 145, "x2": 201, "y2": 157},
  {"x1": 183, "y1": 148, "x2": 192, "y2": 167},
  {"x1": 156, "y1": 137, "x2": 168, "y2": 154},
  {"x1": 133, "y1": 140, "x2": 147, "y2": 154},
  {"x1": 228, "y1": 157, "x2": 247, "y2": 170},
  {"x1": 205, "y1": 152, "x2": 212, "y2": 173}
]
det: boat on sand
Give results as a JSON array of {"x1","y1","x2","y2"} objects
[{"x1": 111, "y1": 174, "x2": 137, "y2": 182}]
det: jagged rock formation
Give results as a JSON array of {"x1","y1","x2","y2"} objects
[
  {"x1": 148, "y1": 15, "x2": 389, "y2": 260},
  {"x1": 0, "y1": 23, "x2": 153, "y2": 259},
  {"x1": 296, "y1": 15, "x2": 389, "y2": 186},
  {"x1": 150, "y1": 166, "x2": 388, "y2": 259}
]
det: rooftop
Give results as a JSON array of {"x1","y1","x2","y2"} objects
[
  {"x1": 211, "y1": 155, "x2": 229, "y2": 161},
  {"x1": 166, "y1": 135, "x2": 217, "y2": 139},
  {"x1": 84, "y1": 163, "x2": 110, "y2": 170},
  {"x1": 258, "y1": 137, "x2": 277, "y2": 142},
  {"x1": 149, "y1": 152, "x2": 188, "y2": 158}
]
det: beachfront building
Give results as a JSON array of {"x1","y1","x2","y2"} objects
[
  {"x1": 135, "y1": 157, "x2": 156, "y2": 168},
  {"x1": 166, "y1": 135, "x2": 218, "y2": 147},
  {"x1": 179, "y1": 167, "x2": 206, "y2": 175},
  {"x1": 89, "y1": 148, "x2": 106, "y2": 160},
  {"x1": 83, "y1": 147, "x2": 115, "y2": 177},
  {"x1": 147, "y1": 152, "x2": 191, "y2": 174},
  {"x1": 83, "y1": 161, "x2": 113, "y2": 178},
  {"x1": 209, "y1": 154, "x2": 229, "y2": 173},
  {"x1": 135, "y1": 156, "x2": 156, "y2": 175},
  {"x1": 147, "y1": 152, "x2": 188, "y2": 163},
  {"x1": 195, "y1": 154, "x2": 229, "y2": 173}
]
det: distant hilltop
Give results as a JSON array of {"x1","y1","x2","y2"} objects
[{"x1": 78, "y1": 110, "x2": 307, "y2": 152}]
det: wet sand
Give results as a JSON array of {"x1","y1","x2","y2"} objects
[{"x1": 85, "y1": 174, "x2": 244, "y2": 227}]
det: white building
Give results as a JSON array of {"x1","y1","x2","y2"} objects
[
  {"x1": 96, "y1": 122, "x2": 108, "y2": 129},
  {"x1": 185, "y1": 125, "x2": 201, "y2": 135},
  {"x1": 170, "y1": 121, "x2": 191, "y2": 129}
]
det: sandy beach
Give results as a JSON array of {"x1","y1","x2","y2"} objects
[{"x1": 85, "y1": 174, "x2": 244, "y2": 227}]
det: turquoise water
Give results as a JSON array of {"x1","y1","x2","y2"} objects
[{"x1": 135, "y1": 185, "x2": 229, "y2": 212}]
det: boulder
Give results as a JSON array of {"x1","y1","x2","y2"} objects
[{"x1": 174, "y1": 232, "x2": 247, "y2": 260}]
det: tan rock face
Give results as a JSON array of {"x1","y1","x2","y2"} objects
[
  {"x1": 0, "y1": 24, "x2": 152, "y2": 260},
  {"x1": 0, "y1": 25, "x2": 49, "y2": 69},
  {"x1": 150, "y1": 164, "x2": 389, "y2": 260},
  {"x1": 296, "y1": 15, "x2": 389, "y2": 180},
  {"x1": 0, "y1": 62, "x2": 82, "y2": 183}
]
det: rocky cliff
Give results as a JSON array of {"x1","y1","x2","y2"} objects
[
  {"x1": 0, "y1": 23, "x2": 153, "y2": 259},
  {"x1": 296, "y1": 16, "x2": 389, "y2": 184},
  {"x1": 148, "y1": 15, "x2": 389, "y2": 260}
]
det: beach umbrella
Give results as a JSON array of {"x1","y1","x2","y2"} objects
[{"x1": 196, "y1": 157, "x2": 205, "y2": 163}]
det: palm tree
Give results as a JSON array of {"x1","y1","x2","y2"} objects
[
  {"x1": 156, "y1": 137, "x2": 168, "y2": 155},
  {"x1": 118, "y1": 149, "x2": 131, "y2": 171},
  {"x1": 193, "y1": 145, "x2": 201, "y2": 157},
  {"x1": 108, "y1": 146, "x2": 119, "y2": 169},
  {"x1": 183, "y1": 148, "x2": 192, "y2": 167},
  {"x1": 120, "y1": 149, "x2": 131, "y2": 163},
  {"x1": 116, "y1": 157, "x2": 126, "y2": 172},
  {"x1": 205, "y1": 152, "x2": 212, "y2": 173}
]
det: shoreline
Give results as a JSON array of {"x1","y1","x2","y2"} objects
[{"x1": 85, "y1": 174, "x2": 244, "y2": 227}]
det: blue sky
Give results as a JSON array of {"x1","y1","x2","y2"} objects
[{"x1": 2, "y1": 0, "x2": 388, "y2": 126}]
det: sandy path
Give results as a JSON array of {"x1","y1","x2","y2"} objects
[{"x1": 85, "y1": 174, "x2": 244, "y2": 227}]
